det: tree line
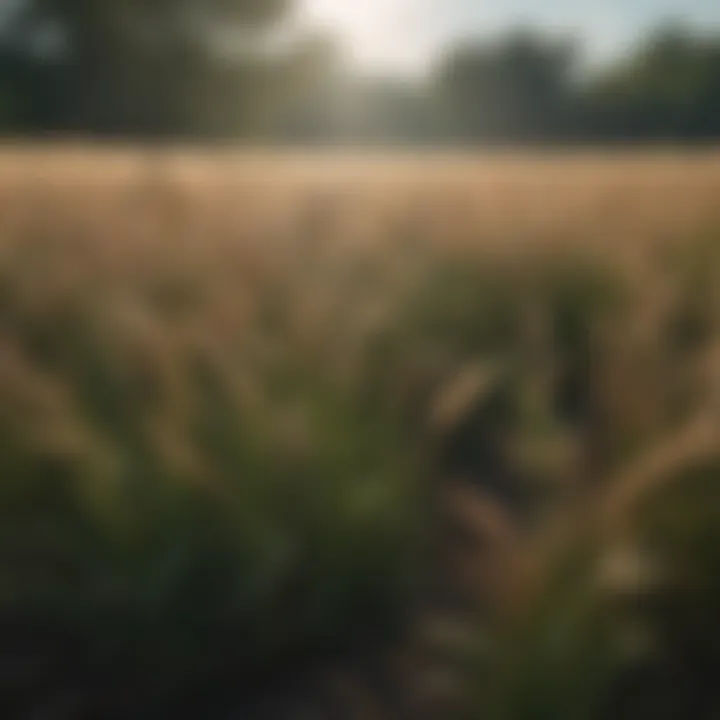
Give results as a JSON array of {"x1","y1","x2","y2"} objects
[{"x1": 2, "y1": 1, "x2": 720, "y2": 143}]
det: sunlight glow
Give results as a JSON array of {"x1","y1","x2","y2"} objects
[{"x1": 299, "y1": 0, "x2": 436, "y2": 72}]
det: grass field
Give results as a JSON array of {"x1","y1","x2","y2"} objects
[{"x1": 1, "y1": 149, "x2": 720, "y2": 719}]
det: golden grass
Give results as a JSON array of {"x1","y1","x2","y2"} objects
[{"x1": 1, "y1": 147, "x2": 720, "y2": 718}]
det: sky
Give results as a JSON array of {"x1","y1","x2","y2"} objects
[{"x1": 298, "y1": 0, "x2": 720, "y2": 73}]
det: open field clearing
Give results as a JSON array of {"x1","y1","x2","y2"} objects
[
  {"x1": 1, "y1": 149, "x2": 720, "y2": 718},
  {"x1": 4, "y1": 149, "x2": 720, "y2": 265}
]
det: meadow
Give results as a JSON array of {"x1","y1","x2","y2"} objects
[{"x1": 1, "y1": 148, "x2": 720, "y2": 719}]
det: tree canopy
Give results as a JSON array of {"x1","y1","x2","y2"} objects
[
  {"x1": 0, "y1": 0, "x2": 295, "y2": 137},
  {"x1": 3, "y1": 12, "x2": 720, "y2": 143}
]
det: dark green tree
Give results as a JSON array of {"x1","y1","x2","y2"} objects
[
  {"x1": 585, "y1": 24, "x2": 720, "y2": 141},
  {"x1": 0, "y1": 0, "x2": 295, "y2": 137},
  {"x1": 433, "y1": 29, "x2": 580, "y2": 143}
]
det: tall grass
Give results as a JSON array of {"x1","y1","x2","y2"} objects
[{"x1": 0, "y1": 149, "x2": 719, "y2": 718}]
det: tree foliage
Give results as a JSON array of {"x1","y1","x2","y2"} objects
[
  {"x1": 3, "y1": 14, "x2": 720, "y2": 142},
  {"x1": 0, "y1": 0, "x2": 294, "y2": 137},
  {"x1": 434, "y1": 30, "x2": 579, "y2": 143}
]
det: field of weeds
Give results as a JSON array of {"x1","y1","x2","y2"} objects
[{"x1": 1, "y1": 149, "x2": 720, "y2": 719}]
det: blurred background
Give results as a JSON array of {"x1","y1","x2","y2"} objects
[
  {"x1": 1, "y1": 0, "x2": 720, "y2": 144},
  {"x1": 1, "y1": 2, "x2": 720, "y2": 720}
]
